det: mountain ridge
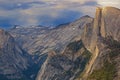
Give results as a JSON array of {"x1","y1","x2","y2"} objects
[
  {"x1": 9, "y1": 15, "x2": 93, "y2": 55},
  {"x1": 0, "y1": 6, "x2": 119, "y2": 80},
  {"x1": 36, "y1": 6, "x2": 120, "y2": 80},
  {"x1": 0, "y1": 29, "x2": 31, "y2": 80}
]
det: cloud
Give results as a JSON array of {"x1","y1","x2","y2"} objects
[
  {"x1": 0, "y1": 1, "x2": 46, "y2": 10},
  {"x1": 97, "y1": 0, "x2": 120, "y2": 8},
  {"x1": 0, "y1": 0, "x2": 119, "y2": 28},
  {"x1": 38, "y1": 10, "x2": 83, "y2": 26}
]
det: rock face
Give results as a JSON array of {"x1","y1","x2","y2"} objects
[
  {"x1": 100, "y1": 7, "x2": 120, "y2": 41},
  {"x1": 77, "y1": 7, "x2": 120, "y2": 80},
  {"x1": 0, "y1": 29, "x2": 31, "y2": 80},
  {"x1": 36, "y1": 7, "x2": 120, "y2": 80},
  {"x1": 8, "y1": 15, "x2": 93, "y2": 80},
  {"x1": 1, "y1": 6, "x2": 119, "y2": 80},
  {"x1": 36, "y1": 40, "x2": 91, "y2": 80},
  {"x1": 10, "y1": 16, "x2": 93, "y2": 55}
]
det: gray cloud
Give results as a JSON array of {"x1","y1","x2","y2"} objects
[
  {"x1": 0, "y1": 1, "x2": 46, "y2": 10},
  {"x1": 0, "y1": 0, "x2": 119, "y2": 28}
]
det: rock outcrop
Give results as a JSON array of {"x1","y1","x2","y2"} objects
[
  {"x1": 36, "y1": 40, "x2": 91, "y2": 80},
  {"x1": 0, "y1": 29, "x2": 31, "y2": 80},
  {"x1": 77, "y1": 7, "x2": 120, "y2": 80},
  {"x1": 1, "y1": 6, "x2": 119, "y2": 80},
  {"x1": 36, "y1": 7, "x2": 120, "y2": 80},
  {"x1": 10, "y1": 16, "x2": 93, "y2": 55}
]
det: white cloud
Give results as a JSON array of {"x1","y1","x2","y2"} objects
[
  {"x1": 97, "y1": 0, "x2": 120, "y2": 8},
  {"x1": 0, "y1": 0, "x2": 120, "y2": 27}
]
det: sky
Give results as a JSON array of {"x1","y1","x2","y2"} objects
[{"x1": 0, "y1": 0, "x2": 120, "y2": 28}]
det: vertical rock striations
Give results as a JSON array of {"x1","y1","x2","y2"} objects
[
  {"x1": 0, "y1": 29, "x2": 31, "y2": 80},
  {"x1": 36, "y1": 7, "x2": 120, "y2": 80},
  {"x1": 36, "y1": 40, "x2": 91, "y2": 80},
  {"x1": 24, "y1": 7, "x2": 120, "y2": 80},
  {"x1": 80, "y1": 7, "x2": 120, "y2": 80}
]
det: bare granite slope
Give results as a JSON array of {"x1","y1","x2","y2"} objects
[
  {"x1": 36, "y1": 7, "x2": 120, "y2": 80},
  {"x1": 0, "y1": 29, "x2": 31, "y2": 80},
  {"x1": 10, "y1": 16, "x2": 93, "y2": 55}
]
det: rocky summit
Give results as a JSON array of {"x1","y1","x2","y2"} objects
[{"x1": 0, "y1": 6, "x2": 120, "y2": 80}]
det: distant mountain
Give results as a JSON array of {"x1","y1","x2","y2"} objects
[{"x1": 9, "y1": 15, "x2": 93, "y2": 55}]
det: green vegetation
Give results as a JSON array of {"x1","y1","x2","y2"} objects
[
  {"x1": 63, "y1": 70, "x2": 73, "y2": 76},
  {"x1": 75, "y1": 49, "x2": 92, "y2": 79},
  {"x1": 87, "y1": 61, "x2": 115, "y2": 80},
  {"x1": 82, "y1": 50, "x2": 91, "y2": 61},
  {"x1": 87, "y1": 36, "x2": 120, "y2": 80},
  {"x1": 67, "y1": 40, "x2": 83, "y2": 53},
  {"x1": 107, "y1": 37, "x2": 120, "y2": 58},
  {"x1": 109, "y1": 49, "x2": 120, "y2": 58},
  {"x1": 76, "y1": 36, "x2": 120, "y2": 80},
  {"x1": 11, "y1": 77, "x2": 30, "y2": 80},
  {"x1": 103, "y1": 36, "x2": 120, "y2": 49}
]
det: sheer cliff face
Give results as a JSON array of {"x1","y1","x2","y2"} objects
[
  {"x1": 86, "y1": 7, "x2": 120, "y2": 52},
  {"x1": 0, "y1": 29, "x2": 30, "y2": 80},
  {"x1": 82, "y1": 7, "x2": 120, "y2": 57},
  {"x1": 100, "y1": 7, "x2": 120, "y2": 41},
  {"x1": 36, "y1": 7, "x2": 120, "y2": 80},
  {"x1": 85, "y1": 7, "x2": 120, "y2": 52},
  {"x1": 93, "y1": 7, "x2": 120, "y2": 39},
  {"x1": 80, "y1": 7, "x2": 120, "y2": 80}
]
